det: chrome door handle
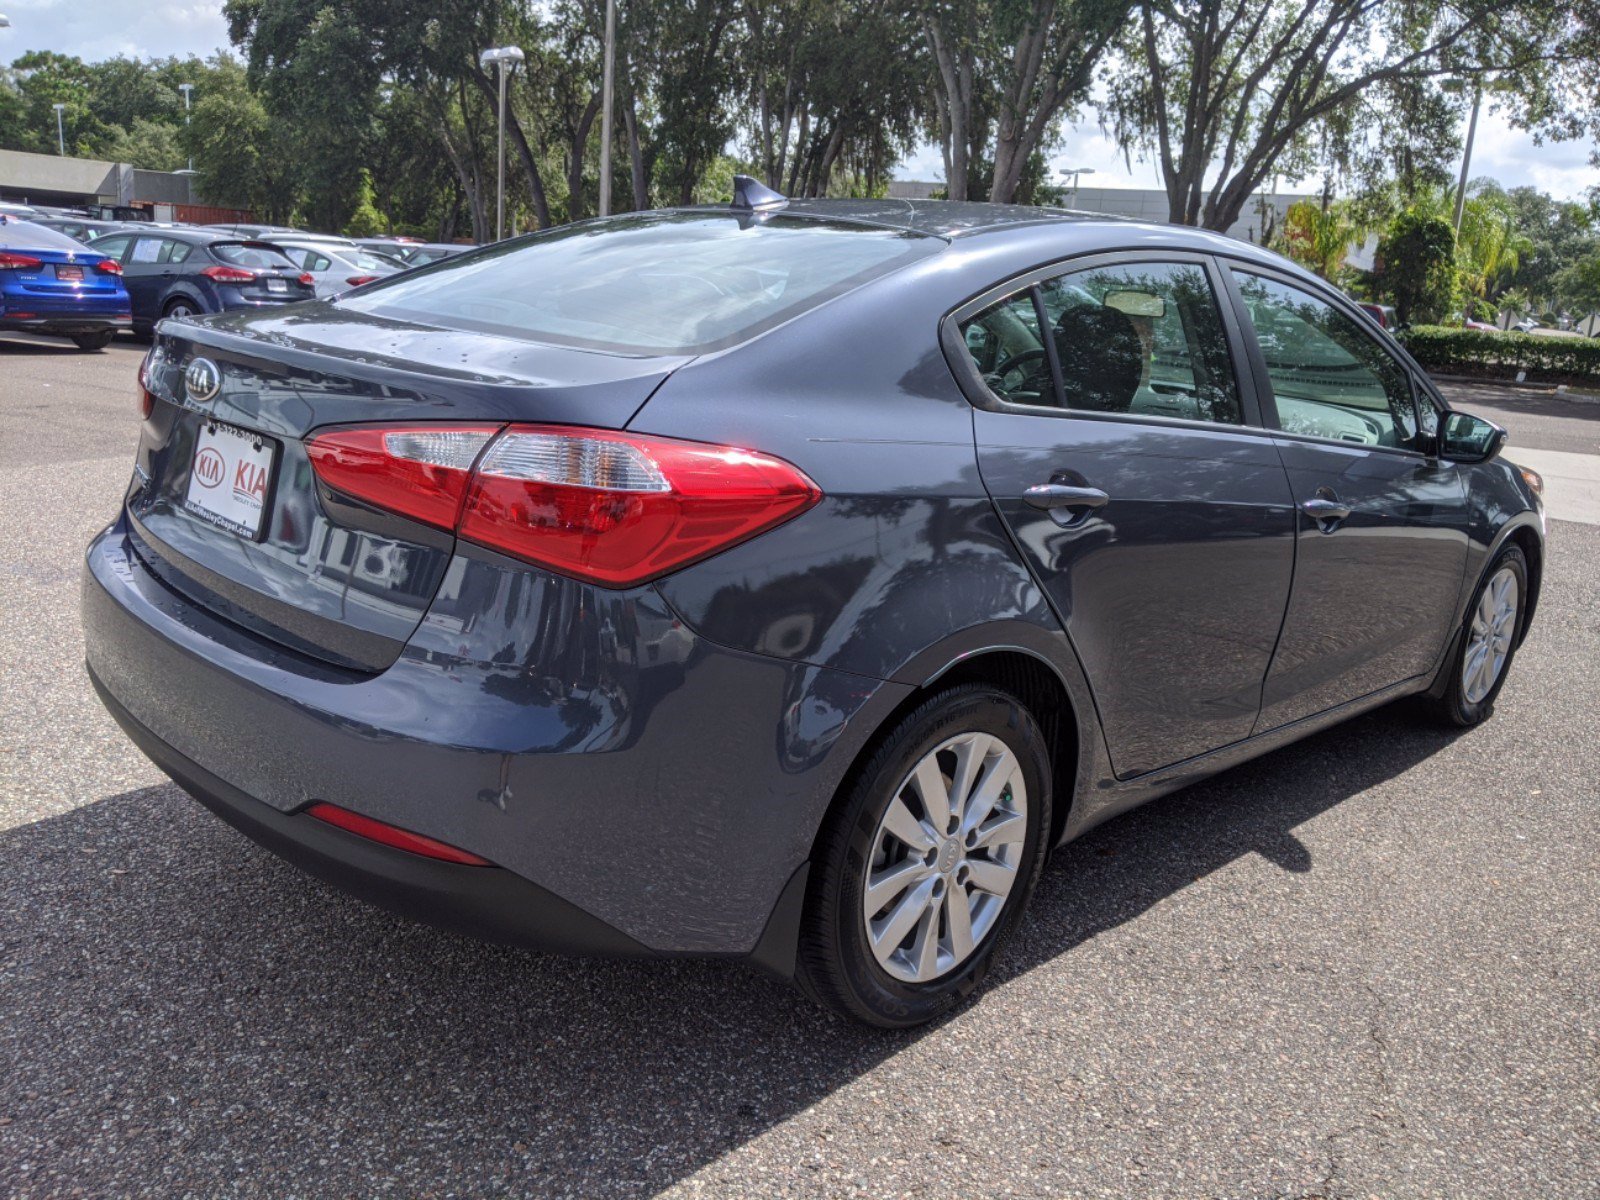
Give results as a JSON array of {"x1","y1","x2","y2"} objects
[
  {"x1": 1023, "y1": 484, "x2": 1110, "y2": 511},
  {"x1": 1300, "y1": 497, "x2": 1352, "y2": 521}
]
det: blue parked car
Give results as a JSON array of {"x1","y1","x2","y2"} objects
[
  {"x1": 0, "y1": 216, "x2": 131, "y2": 350},
  {"x1": 85, "y1": 227, "x2": 315, "y2": 335}
]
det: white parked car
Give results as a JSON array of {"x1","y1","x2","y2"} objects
[{"x1": 268, "y1": 240, "x2": 407, "y2": 298}]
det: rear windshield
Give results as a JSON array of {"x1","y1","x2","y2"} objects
[
  {"x1": 211, "y1": 241, "x2": 297, "y2": 269},
  {"x1": 336, "y1": 212, "x2": 943, "y2": 354},
  {"x1": 349, "y1": 249, "x2": 401, "y2": 272}
]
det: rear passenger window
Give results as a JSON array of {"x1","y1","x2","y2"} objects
[
  {"x1": 161, "y1": 241, "x2": 192, "y2": 265},
  {"x1": 960, "y1": 261, "x2": 1243, "y2": 424},
  {"x1": 1231, "y1": 271, "x2": 1419, "y2": 449}
]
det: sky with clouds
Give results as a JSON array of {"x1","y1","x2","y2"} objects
[{"x1": 5, "y1": 0, "x2": 1595, "y2": 200}]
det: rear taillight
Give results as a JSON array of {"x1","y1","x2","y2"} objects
[
  {"x1": 137, "y1": 348, "x2": 154, "y2": 418},
  {"x1": 345, "y1": 275, "x2": 378, "y2": 287},
  {"x1": 306, "y1": 423, "x2": 822, "y2": 587},
  {"x1": 298, "y1": 272, "x2": 315, "y2": 286},
  {"x1": 95, "y1": 259, "x2": 123, "y2": 275},
  {"x1": 305, "y1": 802, "x2": 492, "y2": 865},
  {"x1": 306, "y1": 425, "x2": 500, "y2": 530},
  {"x1": 200, "y1": 264, "x2": 255, "y2": 284},
  {"x1": 0, "y1": 252, "x2": 42, "y2": 270}
]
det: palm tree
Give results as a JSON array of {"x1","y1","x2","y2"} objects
[
  {"x1": 1457, "y1": 192, "x2": 1533, "y2": 319},
  {"x1": 1278, "y1": 199, "x2": 1372, "y2": 281}
]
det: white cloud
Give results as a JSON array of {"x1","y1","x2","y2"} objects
[
  {"x1": 2, "y1": 0, "x2": 233, "y2": 63},
  {"x1": 897, "y1": 112, "x2": 1598, "y2": 203}
]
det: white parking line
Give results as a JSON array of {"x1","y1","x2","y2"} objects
[{"x1": 1503, "y1": 447, "x2": 1600, "y2": 526}]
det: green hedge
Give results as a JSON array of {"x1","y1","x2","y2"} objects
[{"x1": 1399, "y1": 325, "x2": 1600, "y2": 381}]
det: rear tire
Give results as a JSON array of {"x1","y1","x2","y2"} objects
[
  {"x1": 72, "y1": 331, "x2": 114, "y2": 351},
  {"x1": 163, "y1": 298, "x2": 200, "y2": 321},
  {"x1": 1424, "y1": 543, "x2": 1527, "y2": 727},
  {"x1": 797, "y1": 684, "x2": 1052, "y2": 1028}
]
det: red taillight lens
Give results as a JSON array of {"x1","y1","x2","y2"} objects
[
  {"x1": 305, "y1": 802, "x2": 492, "y2": 865},
  {"x1": 0, "y1": 251, "x2": 43, "y2": 270},
  {"x1": 96, "y1": 258, "x2": 123, "y2": 275},
  {"x1": 298, "y1": 272, "x2": 315, "y2": 286},
  {"x1": 200, "y1": 264, "x2": 255, "y2": 284},
  {"x1": 306, "y1": 425, "x2": 501, "y2": 529},
  {"x1": 345, "y1": 275, "x2": 378, "y2": 287},
  {"x1": 306, "y1": 423, "x2": 822, "y2": 587},
  {"x1": 137, "y1": 349, "x2": 155, "y2": 418}
]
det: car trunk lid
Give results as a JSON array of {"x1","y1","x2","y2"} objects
[{"x1": 128, "y1": 309, "x2": 690, "y2": 672}]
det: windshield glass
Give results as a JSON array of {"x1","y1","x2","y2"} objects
[
  {"x1": 212, "y1": 242, "x2": 297, "y2": 269},
  {"x1": 337, "y1": 212, "x2": 942, "y2": 354}
]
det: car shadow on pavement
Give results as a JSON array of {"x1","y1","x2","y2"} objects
[{"x1": 0, "y1": 703, "x2": 1458, "y2": 1197}]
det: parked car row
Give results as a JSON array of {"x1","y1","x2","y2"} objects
[{"x1": 0, "y1": 206, "x2": 478, "y2": 352}]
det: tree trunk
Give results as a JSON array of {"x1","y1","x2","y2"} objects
[
  {"x1": 566, "y1": 92, "x2": 602, "y2": 222},
  {"x1": 622, "y1": 87, "x2": 647, "y2": 211},
  {"x1": 925, "y1": 17, "x2": 971, "y2": 202},
  {"x1": 469, "y1": 64, "x2": 551, "y2": 230}
]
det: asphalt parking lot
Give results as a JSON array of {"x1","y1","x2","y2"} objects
[{"x1": 1, "y1": 338, "x2": 1596, "y2": 1199}]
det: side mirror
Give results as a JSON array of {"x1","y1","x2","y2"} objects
[{"x1": 1439, "y1": 411, "x2": 1507, "y2": 464}]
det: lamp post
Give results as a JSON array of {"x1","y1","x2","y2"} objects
[
  {"x1": 479, "y1": 45, "x2": 525, "y2": 242},
  {"x1": 1453, "y1": 81, "x2": 1482, "y2": 236},
  {"x1": 179, "y1": 83, "x2": 194, "y2": 173},
  {"x1": 52, "y1": 102, "x2": 66, "y2": 156},
  {"x1": 598, "y1": 0, "x2": 616, "y2": 217},
  {"x1": 1060, "y1": 166, "x2": 1095, "y2": 207}
]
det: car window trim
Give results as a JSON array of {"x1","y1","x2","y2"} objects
[
  {"x1": 1216, "y1": 259, "x2": 1441, "y2": 462},
  {"x1": 939, "y1": 248, "x2": 1270, "y2": 434}
]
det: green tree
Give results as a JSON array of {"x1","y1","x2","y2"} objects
[
  {"x1": 342, "y1": 167, "x2": 388, "y2": 235},
  {"x1": 1376, "y1": 207, "x2": 1457, "y2": 325},
  {"x1": 1107, "y1": 0, "x2": 1585, "y2": 231},
  {"x1": 1279, "y1": 198, "x2": 1372, "y2": 280}
]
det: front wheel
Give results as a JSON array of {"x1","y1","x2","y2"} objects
[
  {"x1": 797, "y1": 684, "x2": 1052, "y2": 1027},
  {"x1": 1426, "y1": 543, "x2": 1528, "y2": 727},
  {"x1": 72, "y1": 330, "x2": 115, "y2": 351}
]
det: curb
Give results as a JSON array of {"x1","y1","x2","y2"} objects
[{"x1": 1428, "y1": 373, "x2": 1600, "y2": 404}]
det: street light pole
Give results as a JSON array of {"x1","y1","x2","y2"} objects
[
  {"x1": 1453, "y1": 80, "x2": 1482, "y2": 236},
  {"x1": 52, "y1": 102, "x2": 65, "y2": 156},
  {"x1": 1060, "y1": 166, "x2": 1094, "y2": 207},
  {"x1": 179, "y1": 83, "x2": 194, "y2": 173},
  {"x1": 479, "y1": 46, "x2": 525, "y2": 242},
  {"x1": 599, "y1": 0, "x2": 616, "y2": 217}
]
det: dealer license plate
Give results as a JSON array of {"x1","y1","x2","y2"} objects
[
  {"x1": 267, "y1": 277, "x2": 288, "y2": 293},
  {"x1": 182, "y1": 420, "x2": 276, "y2": 539}
]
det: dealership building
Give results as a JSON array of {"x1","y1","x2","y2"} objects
[{"x1": 0, "y1": 147, "x2": 247, "y2": 224}]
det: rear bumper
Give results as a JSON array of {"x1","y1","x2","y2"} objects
[
  {"x1": 0, "y1": 313, "x2": 131, "y2": 335},
  {"x1": 83, "y1": 517, "x2": 904, "y2": 958},
  {"x1": 89, "y1": 668, "x2": 653, "y2": 957}
]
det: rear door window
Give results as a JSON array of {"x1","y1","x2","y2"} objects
[
  {"x1": 129, "y1": 237, "x2": 166, "y2": 264},
  {"x1": 959, "y1": 260, "x2": 1244, "y2": 425}
]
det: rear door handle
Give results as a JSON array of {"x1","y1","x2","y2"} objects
[{"x1": 1023, "y1": 484, "x2": 1110, "y2": 511}]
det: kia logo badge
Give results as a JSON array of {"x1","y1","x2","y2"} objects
[{"x1": 185, "y1": 358, "x2": 221, "y2": 403}]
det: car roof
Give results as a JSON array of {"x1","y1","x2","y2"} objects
[{"x1": 680, "y1": 197, "x2": 1130, "y2": 239}]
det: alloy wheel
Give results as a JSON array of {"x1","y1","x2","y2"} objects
[
  {"x1": 861, "y1": 732, "x2": 1027, "y2": 984},
  {"x1": 1462, "y1": 565, "x2": 1519, "y2": 704}
]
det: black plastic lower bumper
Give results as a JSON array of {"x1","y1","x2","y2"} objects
[
  {"x1": 89, "y1": 666, "x2": 655, "y2": 959},
  {"x1": 1, "y1": 315, "x2": 131, "y2": 335}
]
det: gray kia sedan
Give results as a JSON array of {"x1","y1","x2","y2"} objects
[{"x1": 83, "y1": 183, "x2": 1544, "y2": 1027}]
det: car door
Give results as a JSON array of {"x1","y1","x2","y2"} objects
[
  {"x1": 1223, "y1": 267, "x2": 1468, "y2": 730},
  {"x1": 955, "y1": 254, "x2": 1298, "y2": 779},
  {"x1": 119, "y1": 235, "x2": 173, "y2": 320}
]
